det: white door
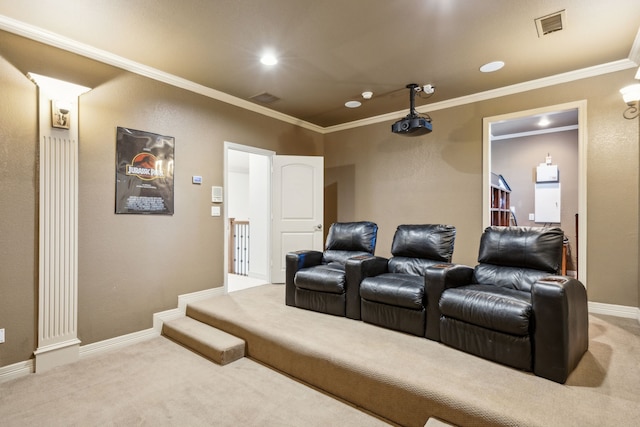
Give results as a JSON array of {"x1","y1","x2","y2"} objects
[{"x1": 271, "y1": 155, "x2": 324, "y2": 283}]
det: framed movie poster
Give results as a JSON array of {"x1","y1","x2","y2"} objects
[{"x1": 115, "y1": 127, "x2": 175, "y2": 214}]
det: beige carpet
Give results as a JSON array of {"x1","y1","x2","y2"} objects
[
  {"x1": 184, "y1": 284, "x2": 640, "y2": 427},
  {"x1": 0, "y1": 335, "x2": 390, "y2": 426},
  {"x1": 3, "y1": 284, "x2": 638, "y2": 426}
]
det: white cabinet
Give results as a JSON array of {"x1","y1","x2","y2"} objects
[{"x1": 534, "y1": 182, "x2": 561, "y2": 223}]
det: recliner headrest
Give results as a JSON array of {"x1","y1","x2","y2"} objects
[
  {"x1": 325, "y1": 221, "x2": 378, "y2": 254},
  {"x1": 391, "y1": 224, "x2": 456, "y2": 262},
  {"x1": 478, "y1": 226, "x2": 563, "y2": 273}
]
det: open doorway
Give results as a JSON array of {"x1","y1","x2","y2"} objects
[
  {"x1": 224, "y1": 142, "x2": 273, "y2": 293},
  {"x1": 223, "y1": 145, "x2": 325, "y2": 290},
  {"x1": 482, "y1": 101, "x2": 587, "y2": 285}
]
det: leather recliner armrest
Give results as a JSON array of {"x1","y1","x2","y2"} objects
[
  {"x1": 531, "y1": 275, "x2": 589, "y2": 383},
  {"x1": 424, "y1": 263, "x2": 474, "y2": 341},
  {"x1": 285, "y1": 250, "x2": 324, "y2": 307},
  {"x1": 345, "y1": 255, "x2": 388, "y2": 319}
]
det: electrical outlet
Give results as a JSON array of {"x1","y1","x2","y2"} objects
[
  {"x1": 528, "y1": 213, "x2": 535, "y2": 221},
  {"x1": 0, "y1": 328, "x2": 5, "y2": 344}
]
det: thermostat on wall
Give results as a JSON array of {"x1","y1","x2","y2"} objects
[{"x1": 192, "y1": 175, "x2": 202, "y2": 184}]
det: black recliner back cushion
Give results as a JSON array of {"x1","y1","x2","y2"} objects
[
  {"x1": 478, "y1": 226, "x2": 563, "y2": 273},
  {"x1": 390, "y1": 224, "x2": 456, "y2": 262},
  {"x1": 325, "y1": 221, "x2": 378, "y2": 253},
  {"x1": 322, "y1": 221, "x2": 378, "y2": 265}
]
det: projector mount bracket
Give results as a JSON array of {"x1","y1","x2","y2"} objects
[{"x1": 405, "y1": 83, "x2": 421, "y2": 119}]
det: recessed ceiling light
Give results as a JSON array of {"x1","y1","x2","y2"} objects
[
  {"x1": 538, "y1": 117, "x2": 551, "y2": 127},
  {"x1": 362, "y1": 91, "x2": 373, "y2": 99},
  {"x1": 480, "y1": 61, "x2": 505, "y2": 73},
  {"x1": 260, "y1": 54, "x2": 278, "y2": 66},
  {"x1": 345, "y1": 100, "x2": 362, "y2": 108}
]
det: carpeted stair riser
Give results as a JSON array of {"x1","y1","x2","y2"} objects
[
  {"x1": 185, "y1": 300, "x2": 478, "y2": 427},
  {"x1": 181, "y1": 285, "x2": 640, "y2": 427},
  {"x1": 162, "y1": 316, "x2": 245, "y2": 366}
]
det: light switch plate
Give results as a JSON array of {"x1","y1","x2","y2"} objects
[
  {"x1": 0, "y1": 328, "x2": 5, "y2": 344},
  {"x1": 212, "y1": 186, "x2": 223, "y2": 203},
  {"x1": 211, "y1": 206, "x2": 221, "y2": 217}
]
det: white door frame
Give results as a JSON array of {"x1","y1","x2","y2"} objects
[
  {"x1": 482, "y1": 100, "x2": 588, "y2": 286},
  {"x1": 223, "y1": 142, "x2": 275, "y2": 293}
]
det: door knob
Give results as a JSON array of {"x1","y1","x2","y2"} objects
[{"x1": 315, "y1": 224, "x2": 322, "y2": 230}]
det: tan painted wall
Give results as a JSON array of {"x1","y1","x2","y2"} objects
[
  {"x1": 0, "y1": 55, "x2": 38, "y2": 366},
  {"x1": 324, "y1": 102, "x2": 486, "y2": 266},
  {"x1": 325, "y1": 69, "x2": 639, "y2": 307},
  {"x1": 77, "y1": 74, "x2": 322, "y2": 345}
]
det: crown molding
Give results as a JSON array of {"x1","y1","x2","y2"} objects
[
  {"x1": 324, "y1": 59, "x2": 637, "y2": 134},
  {"x1": 0, "y1": 14, "x2": 324, "y2": 134},
  {"x1": 1, "y1": 14, "x2": 636, "y2": 136},
  {"x1": 628, "y1": 27, "x2": 640, "y2": 66}
]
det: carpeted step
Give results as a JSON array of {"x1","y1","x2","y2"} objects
[
  {"x1": 425, "y1": 417, "x2": 457, "y2": 427},
  {"x1": 162, "y1": 316, "x2": 245, "y2": 365}
]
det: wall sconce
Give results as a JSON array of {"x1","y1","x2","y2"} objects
[
  {"x1": 27, "y1": 72, "x2": 92, "y2": 129},
  {"x1": 51, "y1": 99, "x2": 71, "y2": 129},
  {"x1": 620, "y1": 83, "x2": 640, "y2": 119}
]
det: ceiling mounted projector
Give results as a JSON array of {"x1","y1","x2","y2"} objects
[{"x1": 391, "y1": 83, "x2": 433, "y2": 136}]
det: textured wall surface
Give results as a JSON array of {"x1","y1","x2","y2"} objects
[{"x1": 0, "y1": 55, "x2": 38, "y2": 365}]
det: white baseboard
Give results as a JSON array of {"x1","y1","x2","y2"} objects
[
  {"x1": 153, "y1": 286, "x2": 224, "y2": 332},
  {"x1": 0, "y1": 359, "x2": 35, "y2": 384},
  {"x1": 153, "y1": 308, "x2": 184, "y2": 333},
  {"x1": 176, "y1": 287, "x2": 224, "y2": 312},
  {"x1": 79, "y1": 328, "x2": 159, "y2": 359},
  {"x1": 589, "y1": 301, "x2": 640, "y2": 323}
]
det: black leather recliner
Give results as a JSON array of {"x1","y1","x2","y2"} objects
[
  {"x1": 425, "y1": 226, "x2": 588, "y2": 383},
  {"x1": 359, "y1": 224, "x2": 456, "y2": 336},
  {"x1": 285, "y1": 221, "x2": 383, "y2": 319}
]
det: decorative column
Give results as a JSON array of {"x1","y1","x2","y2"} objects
[{"x1": 29, "y1": 74, "x2": 90, "y2": 372}]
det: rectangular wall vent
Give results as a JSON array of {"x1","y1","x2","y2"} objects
[
  {"x1": 250, "y1": 92, "x2": 280, "y2": 104},
  {"x1": 535, "y1": 10, "x2": 566, "y2": 37}
]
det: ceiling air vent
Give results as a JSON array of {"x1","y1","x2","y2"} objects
[
  {"x1": 250, "y1": 92, "x2": 280, "y2": 104},
  {"x1": 535, "y1": 10, "x2": 566, "y2": 37}
]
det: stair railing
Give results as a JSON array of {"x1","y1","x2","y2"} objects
[{"x1": 229, "y1": 218, "x2": 250, "y2": 276}]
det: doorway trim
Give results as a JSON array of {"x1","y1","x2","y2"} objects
[
  {"x1": 223, "y1": 142, "x2": 275, "y2": 293},
  {"x1": 482, "y1": 100, "x2": 588, "y2": 286}
]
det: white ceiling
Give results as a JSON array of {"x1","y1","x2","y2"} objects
[
  {"x1": 491, "y1": 109, "x2": 579, "y2": 138},
  {"x1": 0, "y1": 1, "x2": 639, "y2": 130}
]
